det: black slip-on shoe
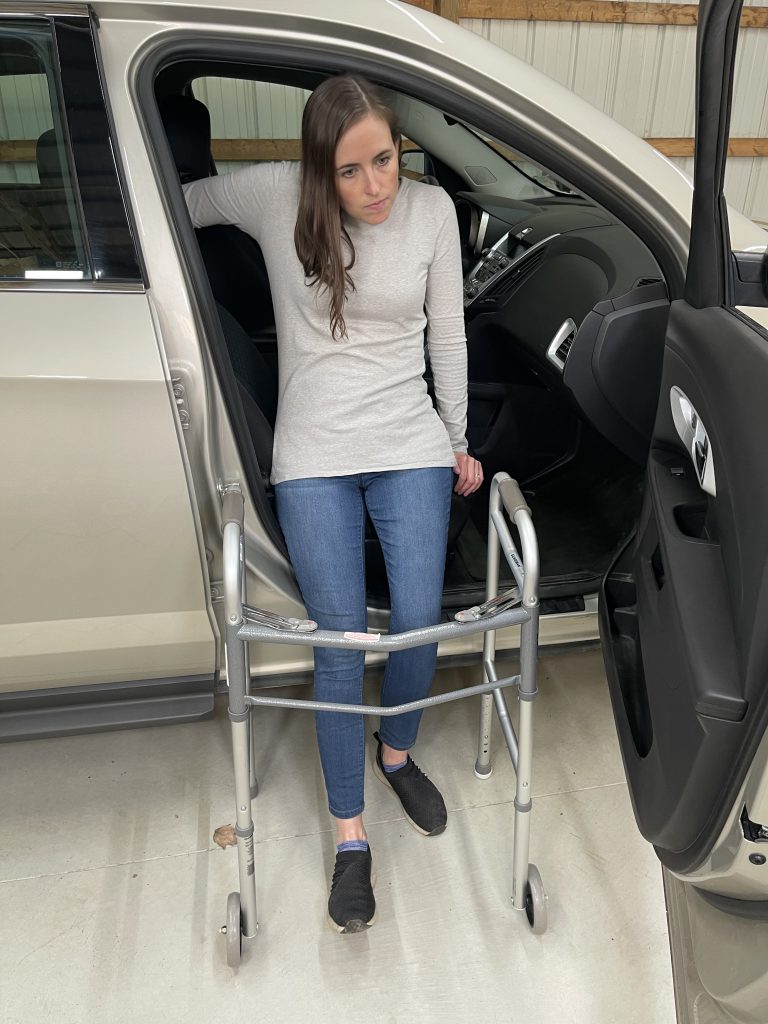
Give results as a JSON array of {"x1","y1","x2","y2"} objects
[
  {"x1": 372, "y1": 731, "x2": 448, "y2": 836},
  {"x1": 327, "y1": 847, "x2": 376, "y2": 934}
]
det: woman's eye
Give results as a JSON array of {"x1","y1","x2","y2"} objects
[
  {"x1": 342, "y1": 168, "x2": 356, "y2": 178},
  {"x1": 377, "y1": 155, "x2": 391, "y2": 166}
]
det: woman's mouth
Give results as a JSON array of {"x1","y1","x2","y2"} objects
[{"x1": 366, "y1": 199, "x2": 387, "y2": 211}]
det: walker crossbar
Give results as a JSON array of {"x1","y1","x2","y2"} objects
[
  {"x1": 237, "y1": 605, "x2": 528, "y2": 648},
  {"x1": 243, "y1": 672, "x2": 521, "y2": 717},
  {"x1": 218, "y1": 471, "x2": 546, "y2": 968}
]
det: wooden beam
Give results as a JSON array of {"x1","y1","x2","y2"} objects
[
  {"x1": 211, "y1": 138, "x2": 421, "y2": 162},
  {"x1": 435, "y1": 0, "x2": 461, "y2": 20},
  {"x1": 0, "y1": 140, "x2": 36, "y2": 162},
  {"x1": 404, "y1": 0, "x2": 768, "y2": 28},
  {"x1": 2, "y1": 137, "x2": 768, "y2": 166},
  {"x1": 649, "y1": 137, "x2": 768, "y2": 157},
  {"x1": 212, "y1": 138, "x2": 302, "y2": 161},
  {"x1": 462, "y1": 1, "x2": 699, "y2": 23}
]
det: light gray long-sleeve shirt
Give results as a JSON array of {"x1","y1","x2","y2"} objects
[{"x1": 183, "y1": 161, "x2": 468, "y2": 484}]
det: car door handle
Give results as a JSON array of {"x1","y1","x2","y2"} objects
[{"x1": 670, "y1": 386, "x2": 717, "y2": 497}]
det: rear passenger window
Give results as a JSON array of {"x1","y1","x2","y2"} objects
[{"x1": 0, "y1": 20, "x2": 90, "y2": 280}]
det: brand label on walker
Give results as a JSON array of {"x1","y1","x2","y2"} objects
[{"x1": 343, "y1": 631, "x2": 381, "y2": 643}]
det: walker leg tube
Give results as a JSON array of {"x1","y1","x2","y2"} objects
[
  {"x1": 240, "y1": 565, "x2": 259, "y2": 800},
  {"x1": 512, "y1": 701, "x2": 533, "y2": 911},
  {"x1": 512, "y1": 609, "x2": 539, "y2": 911},
  {"x1": 492, "y1": 686, "x2": 519, "y2": 772},
  {"x1": 476, "y1": 483, "x2": 502, "y2": 776},
  {"x1": 475, "y1": 689, "x2": 494, "y2": 778},
  {"x1": 244, "y1": 641, "x2": 259, "y2": 800},
  {"x1": 248, "y1": 708, "x2": 259, "y2": 800},
  {"x1": 227, "y1": 622, "x2": 258, "y2": 938}
]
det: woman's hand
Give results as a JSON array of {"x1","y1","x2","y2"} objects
[{"x1": 453, "y1": 452, "x2": 484, "y2": 497}]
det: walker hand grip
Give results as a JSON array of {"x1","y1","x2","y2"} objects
[
  {"x1": 221, "y1": 488, "x2": 244, "y2": 528},
  {"x1": 498, "y1": 478, "x2": 531, "y2": 520}
]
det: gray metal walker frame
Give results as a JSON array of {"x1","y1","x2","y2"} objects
[{"x1": 219, "y1": 472, "x2": 546, "y2": 968}]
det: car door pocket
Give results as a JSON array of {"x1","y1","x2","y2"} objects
[
  {"x1": 600, "y1": 541, "x2": 653, "y2": 758},
  {"x1": 639, "y1": 453, "x2": 747, "y2": 723},
  {"x1": 674, "y1": 502, "x2": 718, "y2": 542}
]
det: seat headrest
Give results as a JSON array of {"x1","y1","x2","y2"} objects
[
  {"x1": 158, "y1": 94, "x2": 213, "y2": 183},
  {"x1": 36, "y1": 128, "x2": 64, "y2": 187}
]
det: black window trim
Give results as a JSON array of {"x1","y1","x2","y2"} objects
[{"x1": 51, "y1": 11, "x2": 145, "y2": 284}]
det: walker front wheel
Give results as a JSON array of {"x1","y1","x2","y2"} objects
[
  {"x1": 524, "y1": 864, "x2": 547, "y2": 935},
  {"x1": 225, "y1": 891, "x2": 243, "y2": 967}
]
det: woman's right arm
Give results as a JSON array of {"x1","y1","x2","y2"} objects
[{"x1": 182, "y1": 161, "x2": 293, "y2": 237}]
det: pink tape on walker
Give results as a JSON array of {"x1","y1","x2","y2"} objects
[{"x1": 343, "y1": 631, "x2": 381, "y2": 642}]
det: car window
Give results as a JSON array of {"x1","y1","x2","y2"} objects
[
  {"x1": 722, "y1": 25, "x2": 768, "y2": 325},
  {"x1": 724, "y1": 25, "x2": 768, "y2": 251},
  {"x1": 193, "y1": 76, "x2": 434, "y2": 182},
  {"x1": 193, "y1": 77, "x2": 310, "y2": 172},
  {"x1": 0, "y1": 20, "x2": 90, "y2": 281},
  {"x1": 465, "y1": 124, "x2": 579, "y2": 199}
]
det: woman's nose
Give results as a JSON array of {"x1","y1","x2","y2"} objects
[{"x1": 364, "y1": 170, "x2": 381, "y2": 195}]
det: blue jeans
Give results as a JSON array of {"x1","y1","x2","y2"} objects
[{"x1": 275, "y1": 468, "x2": 453, "y2": 819}]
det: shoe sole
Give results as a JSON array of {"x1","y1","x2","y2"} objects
[
  {"x1": 372, "y1": 756, "x2": 447, "y2": 837},
  {"x1": 327, "y1": 869, "x2": 377, "y2": 934}
]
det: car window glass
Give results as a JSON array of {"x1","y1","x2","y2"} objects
[
  {"x1": 193, "y1": 78, "x2": 310, "y2": 172},
  {"x1": 193, "y1": 77, "x2": 440, "y2": 182},
  {"x1": 463, "y1": 125, "x2": 578, "y2": 199},
  {"x1": 723, "y1": 23, "x2": 768, "y2": 322},
  {"x1": 724, "y1": 23, "x2": 768, "y2": 251},
  {"x1": 0, "y1": 20, "x2": 90, "y2": 281}
]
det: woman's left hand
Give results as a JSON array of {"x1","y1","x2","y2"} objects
[{"x1": 453, "y1": 452, "x2": 484, "y2": 497}]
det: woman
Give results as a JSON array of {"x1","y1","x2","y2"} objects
[{"x1": 184, "y1": 74, "x2": 483, "y2": 933}]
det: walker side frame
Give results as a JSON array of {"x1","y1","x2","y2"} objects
[{"x1": 219, "y1": 471, "x2": 545, "y2": 967}]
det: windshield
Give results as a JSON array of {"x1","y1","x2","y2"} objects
[{"x1": 465, "y1": 123, "x2": 580, "y2": 199}]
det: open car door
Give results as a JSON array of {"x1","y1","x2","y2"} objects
[{"x1": 600, "y1": 0, "x2": 768, "y2": 906}]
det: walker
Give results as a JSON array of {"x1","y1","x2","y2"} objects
[{"x1": 219, "y1": 472, "x2": 546, "y2": 967}]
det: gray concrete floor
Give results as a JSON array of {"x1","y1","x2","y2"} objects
[{"x1": 0, "y1": 648, "x2": 674, "y2": 1024}]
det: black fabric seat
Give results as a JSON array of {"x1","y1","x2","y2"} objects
[
  {"x1": 158, "y1": 94, "x2": 274, "y2": 337},
  {"x1": 216, "y1": 302, "x2": 276, "y2": 478}
]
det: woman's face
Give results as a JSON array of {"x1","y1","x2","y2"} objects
[{"x1": 334, "y1": 113, "x2": 399, "y2": 225}]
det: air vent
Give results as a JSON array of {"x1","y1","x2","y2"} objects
[
  {"x1": 555, "y1": 334, "x2": 574, "y2": 364},
  {"x1": 546, "y1": 318, "x2": 577, "y2": 372},
  {"x1": 491, "y1": 245, "x2": 547, "y2": 300},
  {"x1": 633, "y1": 276, "x2": 662, "y2": 288}
]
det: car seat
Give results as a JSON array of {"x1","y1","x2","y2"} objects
[{"x1": 158, "y1": 94, "x2": 275, "y2": 338}]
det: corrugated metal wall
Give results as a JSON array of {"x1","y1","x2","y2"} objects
[
  {"x1": 1, "y1": 8, "x2": 766, "y2": 223},
  {"x1": 0, "y1": 70, "x2": 51, "y2": 184},
  {"x1": 193, "y1": 78, "x2": 309, "y2": 175},
  {"x1": 460, "y1": 4, "x2": 768, "y2": 225}
]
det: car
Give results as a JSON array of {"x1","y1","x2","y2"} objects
[{"x1": 1, "y1": 0, "x2": 767, "y2": 1013}]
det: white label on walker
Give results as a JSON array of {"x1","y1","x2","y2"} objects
[{"x1": 344, "y1": 631, "x2": 381, "y2": 643}]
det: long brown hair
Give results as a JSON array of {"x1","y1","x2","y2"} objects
[{"x1": 294, "y1": 75, "x2": 400, "y2": 340}]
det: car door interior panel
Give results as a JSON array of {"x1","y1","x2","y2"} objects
[
  {"x1": 601, "y1": 301, "x2": 768, "y2": 873},
  {"x1": 563, "y1": 281, "x2": 670, "y2": 464}
]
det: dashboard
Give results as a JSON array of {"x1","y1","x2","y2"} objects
[
  {"x1": 455, "y1": 190, "x2": 663, "y2": 379},
  {"x1": 454, "y1": 189, "x2": 669, "y2": 466}
]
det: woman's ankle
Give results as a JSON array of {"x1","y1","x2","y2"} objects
[
  {"x1": 381, "y1": 740, "x2": 409, "y2": 767},
  {"x1": 335, "y1": 814, "x2": 367, "y2": 846}
]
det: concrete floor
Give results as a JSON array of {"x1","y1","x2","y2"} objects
[{"x1": 0, "y1": 648, "x2": 674, "y2": 1024}]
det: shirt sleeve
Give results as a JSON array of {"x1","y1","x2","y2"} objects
[
  {"x1": 424, "y1": 189, "x2": 469, "y2": 454},
  {"x1": 182, "y1": 161, "x2": 295, "y2": 240}
]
